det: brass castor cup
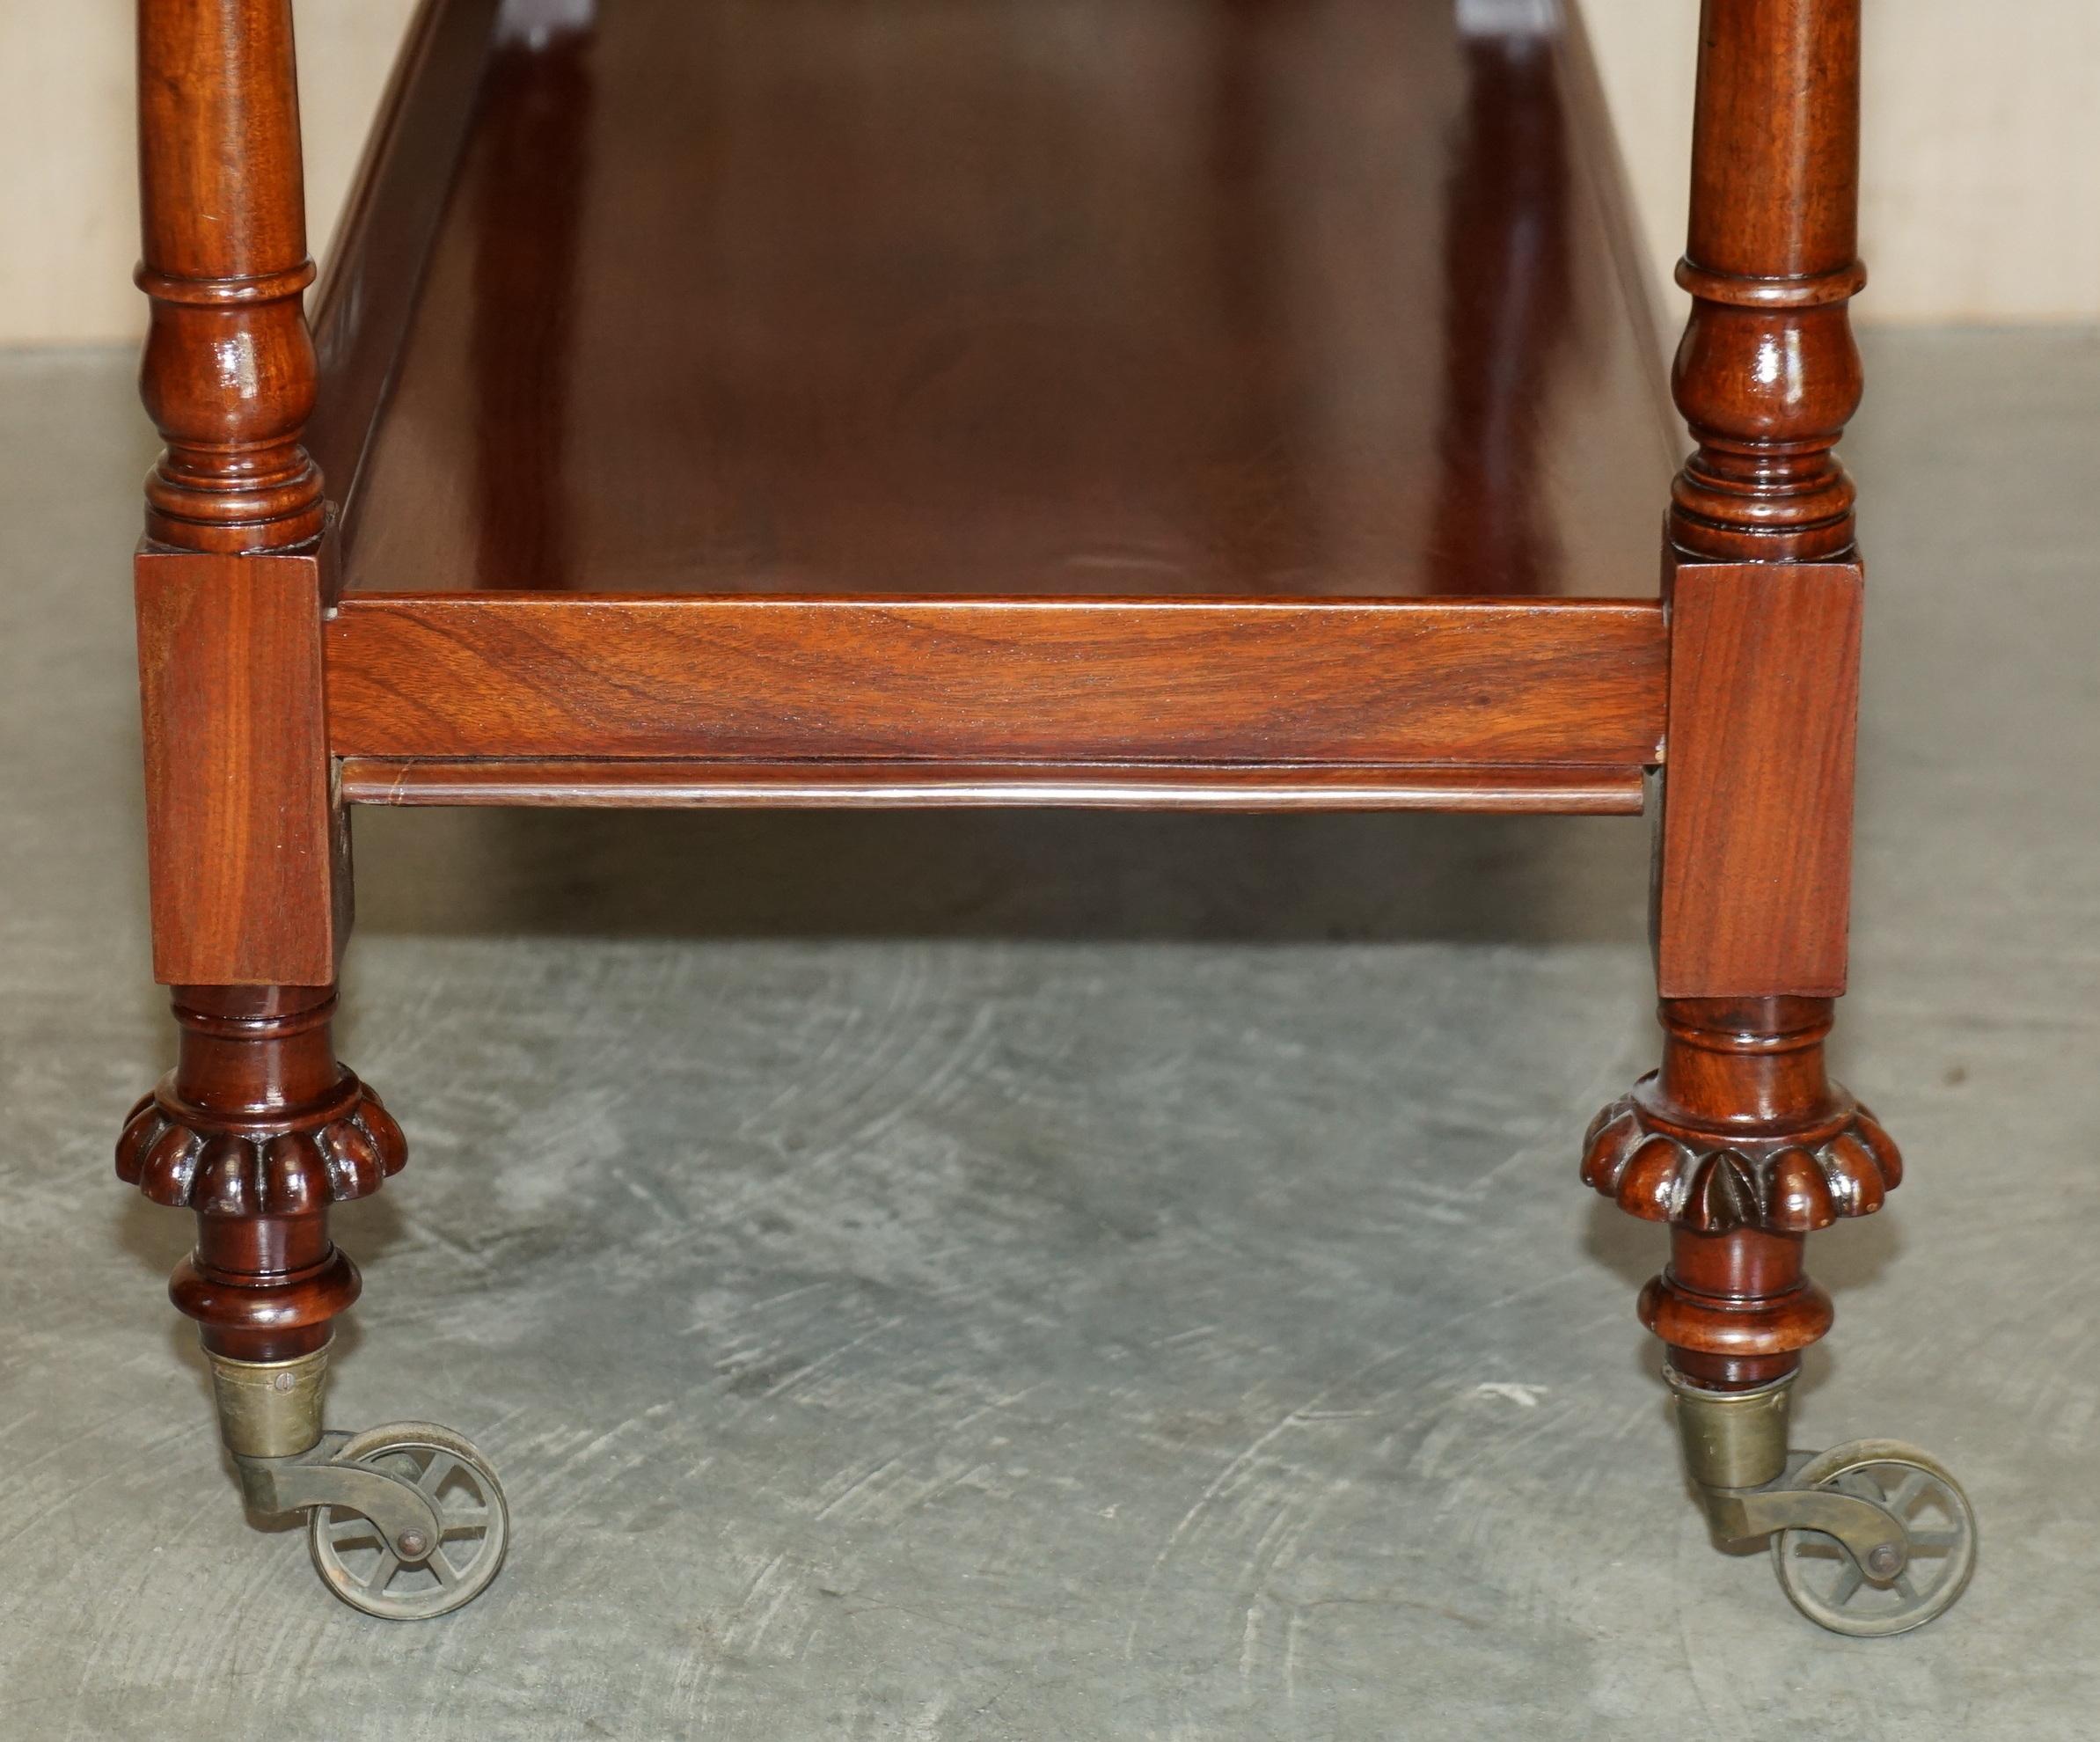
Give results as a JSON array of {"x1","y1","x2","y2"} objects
[
  {"x1": 1665, "y1": 1368, "x2": 1977, "y2": 1636},
  {"x1": 208, "y1": 1344, "x2": 510, "y2": 1620}
]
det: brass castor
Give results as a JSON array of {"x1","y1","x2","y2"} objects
[
  {"x1": 209, "y1": 1344, "x2": 510, "y2": 1620},
  {"x1": 305, "y1": 1423, "x2": 510, "y2": 1620},
  {"x1": 1767, "y1": 1441, "x2": 1977, "y2": 1637},
  {"x1": 1665, "y1": 1368, "x2": 1977, "y2": 1637}
]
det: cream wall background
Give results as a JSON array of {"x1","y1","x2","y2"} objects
[
  {"x1": 1, "y1": 0, "x2": 2094, "y2": 345},
  {"x1": 0, "y1": 0, "x2": 425, "y2": 345},
  {"x1": 1581, "y1": 0, "x2": 2100, "y2": 326}
]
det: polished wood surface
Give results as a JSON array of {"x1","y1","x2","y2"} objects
[
  {"x1": 1670, "y1": 0, "x2": 1864, "y2": 562},
  {"x1": 117, "y1": 986, "x2": 405, "y2": 1365},
  {"x1": 133, "y1": 0, "x2": 346, "y2": 987},
  {"x1": 136, "y1": 0, "x2": 325, "y2": 553},
  {"x1": 336, "y1": 757, "x2": 1648, "y2": 814},
  {"x1": 338, "y1": 0, "x2": 1679, "y2": 601},
  {"x1": 326, "y1": 595, "x2": 1667, "y2": 765},
  {"x1": 135, "y1": 551, "x2": 343, "y2": 986},
  {"x1": 1657, "y1": 561, "x2": 1861, "y2": 999},
  {"x1": 1592, "y1": 996, "x2": 1894, "y2": 1391},
  {"x1": 306, "y1": 0, "x2": 502, "y2": 532},
  {"x1": 127, "y1": 10, "x2": 384, "y2": 1427},
  {"x1": 1594, "y1": 0, "x2": 1884, "y2": 1396}
]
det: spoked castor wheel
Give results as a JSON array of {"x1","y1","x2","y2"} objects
[
  {"x1": 201, "y1": 1346, "x2": 509, "y2": 1620},
  {"x1": 306, "y1": 1423, "x2": 512, "y2": 1620},
  {"x1": 1769, "y1": 1440, "x2": 1977, "y2": 1637},
  {"x1": 1664, "y1": 1372, "x2": 1976, "y2": 1636}
]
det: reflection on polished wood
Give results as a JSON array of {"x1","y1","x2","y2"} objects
[
  {"x1": 334, "y1": 758, "x2": 1649, "y2": 814},
  {"x1": 340, "y1": 0, "x2": 1679, "y2": 600},
  {"x1": 1430, "y1": 25, "x2": 1574, "y2": 596}
]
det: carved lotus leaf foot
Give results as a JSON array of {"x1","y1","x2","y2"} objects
[
  {"x1": 1582, "y1": 1076, "x2": 1902, "y2": 1233},
  {"x1": 116, "y1": 1077, "x2": 407, "y2": 1216}
]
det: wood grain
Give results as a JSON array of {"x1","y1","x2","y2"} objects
[
  {"x1": 117, "y1": 985, "x2": 399, "y2": 1365},
  {"x1": 325, "y1": 596, "x2": 1669, "y2": 768},
  {"x1": 135, "y1": 0, "x2": 324, "y2": 553},
  {"x1": 1668, "y1": 0, "x2": 1865, "y2": 561},
  {"x1": 135, "y1": 552, "x2": 342, "y2": 986},
  {"x1": 337, "y1": 0, "x2": 1679, "y2": 600},
  {"x1": 1595, "y1": 1, "x2": 1884, "y2": 1405},
  {"x1": 1657, "y1": 561, "x2": 1861, "y2": 999}
]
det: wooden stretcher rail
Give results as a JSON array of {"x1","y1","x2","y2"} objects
[
  {"x1": 335, "y1": 758, "x2": 1650, "y2": 814},
  {"x1": 325, "y1": 595, "x2": 1668, "y2": 770}
]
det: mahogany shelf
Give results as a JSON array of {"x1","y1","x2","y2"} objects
[
  {"x1": 321, "y1": 0, "x2": 1677, "y2": 605},
  {"x1": 305, "y1": 0, "x2": 1681, "y2": 808}
]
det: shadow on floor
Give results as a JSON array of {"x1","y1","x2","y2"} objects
[{"x1": 351, "y1": 805, "x2": 1652, "y2": 946}]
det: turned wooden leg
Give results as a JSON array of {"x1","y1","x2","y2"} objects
[
  {"x1": 118, "y1": 988, "x2": 387, "y2": 1438},
  {"x1": 1584, "y1": 0, "x2": 1977, "y2": 1634},
  {"x1": 126, "y1": 0, "x2": 507, "y2": 1619},
  {"x1": 116, "y1": 988, "x2": 509, "y2": 1618},
  {"x1": 1587, "y1": 999, "x2": 1874, "y2": 1395},
  {"x1": 1585, "y1": 996, "x2": 1885, "y2": 1400},
  {"x1": 1584, "y1": 1001, "x2": 1975, "y2": 1635}
]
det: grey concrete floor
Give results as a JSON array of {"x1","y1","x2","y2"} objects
[{"x1": 0, "y1": 331, "x2": 2096, "y2": 1738}]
